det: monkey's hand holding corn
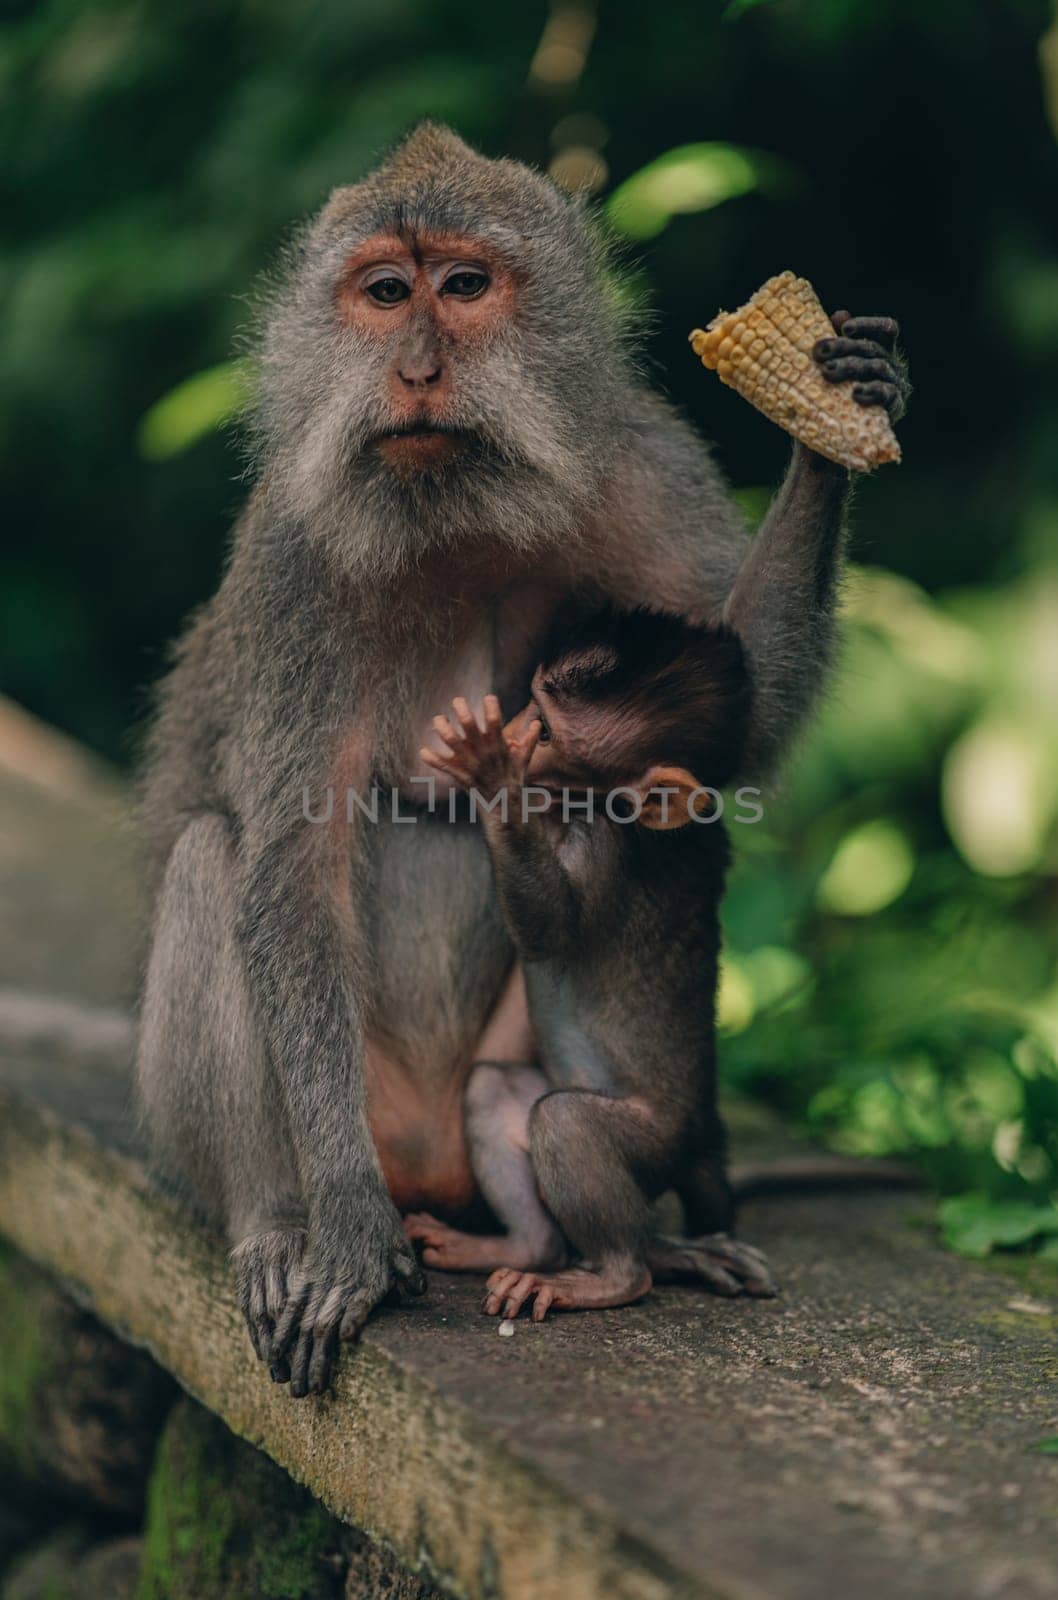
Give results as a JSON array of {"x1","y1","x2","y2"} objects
[{"x1": 689, "y1": 271, "x2": 901, "y2": 473}]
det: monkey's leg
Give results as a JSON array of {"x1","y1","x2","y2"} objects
[
  {"x1": 482, "y1": 1089, "x2": 661, "y2": 1321},
  {"x1": 137, "y1": 816, "x2": 308, "y2": 1377},
  {"x1": 405, "y1": 1061, "x2": 565, "y2": 1273}
]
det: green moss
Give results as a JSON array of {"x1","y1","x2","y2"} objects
[
  {"x1": 0, "y1": 1242, "x2": 54, "y2": 1477},
  {"x1": 257, "y1": 1501, "x2": 340, "y2": 1599},
  {"x1": 138, "y1": 1402, "x2": 234, "y2": 1598},
  {"x1": 137, "y1": 1399, "x2": 343, "y2": 1600},
  {"x1": 980, "y1": 1251, "x2": 1058, "y2": 1298}
]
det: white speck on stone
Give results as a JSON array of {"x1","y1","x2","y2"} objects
[
  {"x1": 1005, "y1": 1296, "x2": 1052, "y2": 1316},
  {"x1": 498, "y1": 1319, "x2": 516, "y2": 1338}
]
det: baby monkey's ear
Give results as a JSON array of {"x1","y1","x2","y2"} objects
[{"x1": 636, "y1": 764, "x2": 711, "y2": 830}]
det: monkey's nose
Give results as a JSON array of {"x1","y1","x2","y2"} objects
[{"x1": 397, "y1": 357, "x2": 443, "y2": 388}]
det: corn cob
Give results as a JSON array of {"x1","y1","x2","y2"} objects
[{"x1": 689, "y1": 270, "x2": 900, "y2": 473}]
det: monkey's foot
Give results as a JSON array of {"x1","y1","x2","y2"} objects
[
  {"x1": 231, "y1": 1225, "x2": 309, "y2": 1382},
  {"x1": 404, "y1": 1212, "x2": 561, "y2": 1273},
  {"x1": 268, "y1": 1199, "x2": 428, "y2": 1398},
  {"x1": 482, "y1": 1258, "x2": 652, "y2": 1322},
  {"x1": 646, "y1": 1231, "x2": 777, "y2": 1297}
]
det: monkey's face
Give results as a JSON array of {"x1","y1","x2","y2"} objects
[
  {"x1": 251, "y1": 124, "x2": 632, "y2": 572},
  {"x1": 512, "y1": 672, "x2": 644, "y2": 792},
  {"x1": 512, "y1": 668, "x2": 710, "y2": 829},
  {"x1": 335, "y1": 232, "x2": 518, "y2": 479},
  {"x1": 507, "y1": 692, "x2": 705, "y2": 830}
]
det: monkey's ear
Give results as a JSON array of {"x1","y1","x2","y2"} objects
[{"x1": 636, "y1": 765, "x2": 709, "y2": 830}]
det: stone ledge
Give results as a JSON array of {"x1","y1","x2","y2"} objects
[{"x1": 4, "y1": 1056, "x2": 1058, "y2": 1600}]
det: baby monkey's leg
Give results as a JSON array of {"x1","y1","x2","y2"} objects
[
  {"x1": 484, "y1": 1089, "x2": 660, "y2": 1321},
  {"x1": 404, "y1": 1062, "x2": 565, "y2": 1273}
]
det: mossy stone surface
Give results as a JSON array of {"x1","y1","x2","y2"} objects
[
  {"x1": 138, "y1": 1399, "x2": 345, "y2": 1600},
  {"x1": 0, "y1": 1243, "x2": 174, "y2": 1517}
]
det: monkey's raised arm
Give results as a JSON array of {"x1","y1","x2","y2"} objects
[
  {"x1": 720, "y1": 442, "x2": 850, "y2": 779},
  {"x1": 603, "y1": 315, "x2": 906, "y2": 780},
  {"x1": 591, "y1": 403, "x2": 846, "y2": 780},
  {"x1": 420, "y1": 700, "x2": 582, "y2": 963},
  {"x1": 722, "y1": 313, "x2": 908, "y2": 779},
  {"x1": 479, "y1": 808, "x2": 583, "y2": 965}
]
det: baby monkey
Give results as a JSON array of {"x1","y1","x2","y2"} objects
[{"x1": 409, "y1": 606, "x2": 776, "y2": 1321}]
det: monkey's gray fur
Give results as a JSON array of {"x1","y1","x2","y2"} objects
[{"x1": 136, "y1": 122, "x2": 906, "y2": 1395}]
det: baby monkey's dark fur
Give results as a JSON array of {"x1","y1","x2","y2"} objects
[{"x1": 410, "y1": 608, "x2": 776, "y2": 1318}]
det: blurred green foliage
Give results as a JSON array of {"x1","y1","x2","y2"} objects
[{"x1": 1, "y1": 0, "x2": 1056, "y2": 1245}]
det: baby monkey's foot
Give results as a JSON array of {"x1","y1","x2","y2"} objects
[
  {"x1": 403, "y1": 1213, "x2": 532, "y2": 1273},
  {"x1": 647, "y1": 1232, "x2": 777, "y2": 1297},
  {"x1": 482, "y1": 1258, "x2": 652, "y2": 1322}
]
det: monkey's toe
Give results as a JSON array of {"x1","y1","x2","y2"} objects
[
  {"x1": 403, "y1": 1211, "x2": 447, "y2": 1245},
  {"x1": 283, "y1": 1282, "x2": 354, "y2": 1397},
  {"x1": 647, "y1": 1231, "x2": 777, "y2": 1297},
  {"x1": 852, "y1": 380, "x2": 904, "y2": 416},
  {"x1": 482, "y1": 1267, "x2": 526, "y2": 1317},
  {"x1": 232, "y1": 1226, "x2": 307, "y2": 1366},
  {"x1": 817, "y1": 353, "x2": 898, "y2": 387},
  {"x1": 838, "y1": 314, "x2": 900, "y2": 348},
  {"x1": 483, "y1": 1260, "x2": 651, "y2": 1318}
]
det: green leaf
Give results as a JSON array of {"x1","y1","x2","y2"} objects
[
  {"x1": 1033, "y1": 1436, "x2": 1058, "y2": 1455},
  {"x1": 605, "y1": 143, "x2": 769, "y2": 241},
  {"x1": 939, "y1": 1194, "x2": 1058, "y2": 1258},
  {"x1": 816, "y1": 819, "x2": 915, "y2": 917},
  {"x1": 138, "y1": 360, "x2": 252, "y2": 461}
]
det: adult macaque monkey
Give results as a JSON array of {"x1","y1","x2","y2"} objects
[{"x1": 137, "y1": 123, "x2": 908, "y2": 1396}]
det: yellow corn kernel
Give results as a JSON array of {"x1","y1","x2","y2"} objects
[{"x1": 689, "y1": 270, "x2": 900, "y2": 473}]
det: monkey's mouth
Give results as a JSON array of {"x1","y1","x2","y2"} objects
[{"x1": 371, "y1": 422, "x2": 475, "y2": 471}]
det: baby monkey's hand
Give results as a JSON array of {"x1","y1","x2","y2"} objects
[{"x1": 421, "y1": 694, "x2": 541, "y2": 799}]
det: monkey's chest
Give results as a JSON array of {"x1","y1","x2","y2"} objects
[
  {"x1": 400, "y1": 625, "x2": 497, "y2": 801},
  {"x1": 397, "y1": 583, "x2": 561, "y2": 803},
  {"x1": 364, "y1": 1038, "x2": 477, "y2": 1215}
]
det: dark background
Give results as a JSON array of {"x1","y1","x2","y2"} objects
[{"x1": 2, "y1": 0, "x2": 1056, "y2": 1248}]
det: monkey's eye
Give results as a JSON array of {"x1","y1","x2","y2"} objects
[
  {"x1": 365, "y1": 277, "x2": 410, "y2": 306},
  {"x1": 536, "y1": 719, "x2": 551, "y2": 744},
  {"x1": 442, "y1": 269, "x2": 489, "y2": 299}
]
